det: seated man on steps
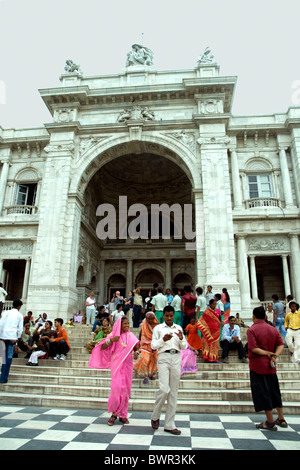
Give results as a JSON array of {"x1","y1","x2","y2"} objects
[
  {"x1": 220, "y1": 315, "x2": 247, "y2": 363},
  {"x1": 49, "y1": 318, "x2": 70, "y2": 361}
]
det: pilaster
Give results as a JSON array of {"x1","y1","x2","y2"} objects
[{"x1": 27, "y1": 130, "x2": 81, "y2": 320}]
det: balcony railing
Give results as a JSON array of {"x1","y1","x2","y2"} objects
[
  {"x1": 105, "y1": 236, "x2": 189, "y2": 246},
  {"x1": 4, "y1": 205, "x2": 38, "y2": 215},
  {"x1": 245, "y1": 198, "x2": 280, "y2": 209}
]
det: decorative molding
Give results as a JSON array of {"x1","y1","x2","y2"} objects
[
  {"x1": 0, "y1": 240, "x2": 33, "y2": 255},
  {"x1": 166, "y1": 131, "x2": 195, "y2": 151},
  {"x1": 247, "y1": 237, "x2": 288, "y2": 251},
  {"x1": 198, "y1": 136, "x2": 231, "y2": 146},
  {"x1": 44, "y1": 143, "x2": 75, "y2": 154}
]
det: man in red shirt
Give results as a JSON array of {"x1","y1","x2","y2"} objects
[
  {"x1": 181, "y1": 285, "x2": 197, "y2": 330},
  {"x1": 247, "y1": 306, "x2": 287, "y2": 431}
]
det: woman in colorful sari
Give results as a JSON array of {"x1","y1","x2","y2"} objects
[
  {"x1": 134, "y1": 311, "x2": 159, "y2": 384},
  {"x1": 197, "y1": 299, "x2": 223, "y2": 363},
  {"x1": 88, "y1": 316, "x2": 139, "y2": 425},
  {"x1": 221, "y1": 287, "x2": 231, "y2": 324}
]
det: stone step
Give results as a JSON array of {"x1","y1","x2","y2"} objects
[
  {"x1": 8, "y1": 372, "x2": 300, "y2": 391},
  {"x1": 2, "y1": 379, "x2": 300, "y2": 403},
  {"x1": 1, "y1": 324, "x2": 297, "y2": 415},
  {"x1": 0, "y1": 391, "x2": 300, "y2": 415},
  {"x1": 10, "y1": 364, "x2": 300, "y2": 381}
]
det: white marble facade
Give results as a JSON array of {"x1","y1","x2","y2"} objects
[{"x1": 0, "y1": 48, "x2": 300, "y2": 321}]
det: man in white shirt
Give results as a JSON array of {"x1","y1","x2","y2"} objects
[
  {"x1": 220, "y1": 316, "x2": 247, "y2": 363},
  {"x1": 112, "y1": 304, "x2": 125, "y2": 323},
  {"x1": 196, "y1": 287, "x2": 207, "y2": 321},
  {"x1": 171, "y1": 287, "x2": 182, "y2": 325},
  {"x1": 0, "y1": 283, "x2": 8, "y2": 317},
  {"x1": 150, "y1": 305, "x2": 187, "y2": 435},
  {"x1": 0, "y1": 299, "x2": 23, "y2": 383},
  {"x1": 151, "y1": 286, "x2": 167, "y2": 323}
]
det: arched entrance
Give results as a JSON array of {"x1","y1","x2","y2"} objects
[
  {"x1": 135, "y1": 268, "x2": 164, "y2": 298},
  {"x1": 75, "y1": 138, "x2": 198, "y2": 306},
  {"x1": 107, "y1": 274, "x2": 126, "y2": 301}
]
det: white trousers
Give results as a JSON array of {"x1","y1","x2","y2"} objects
[
  {"x1": 151, "y1": 352, "x2": 181, "y2": 430},
  {"x1": 86, "y1": 306, "x2": 96, "y2": 325},
  {"x1": 286, "y1": 328, "x2": 300, "y2": 363},
  {"x1": 28, "y1": 350, "x2": 46, "y2": 364}
]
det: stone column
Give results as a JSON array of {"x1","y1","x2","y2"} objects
[
  {"x1": 249, "y1": 255, "x2": 259, "y2": 300},
  {"x1": 278, "y1": 145, "x2": 294, "y2": 207},
  {"x1": 98, "y1": 260, "x2": 106, "y2": 304},
  {"x1": 0, "y1": 259, "x2": 3, "y2": 284},
  {"x1": 197, "y1": 136, "x2": 238, "y2": 285},
  {"x1": 126, "y1": 259, "x2": 133, "y2": 295},
  {"x1": 281, "y1": 255, "x2": 291, "y2": 297},
  {"x1": 229, "y1": 148, "x2": 243, "y2": 209},
  {"x1": 0, "y1": 160, "x2": 10, "y2": 214},
  {"x1": 193, "y1": 189, "x2": 206, "y2": 288},
  {"x1": 22, "y1": 258, "x2": 31, "y2": 300},
  {"x1": 27, "y1": 139, "x2": 81, "y2": 321},
  {"x1": 236, "y1": 235, "x2": 251, "y2": 309},
  {"x1": 165, "y1": 258, "x2": 171, "y2": 289},
  {"x1": 289, "y1": 234, "x2": 300, "y2": 302},
  {"x1": 290, "y1": 147, "x2": 300, "y2": 207}
]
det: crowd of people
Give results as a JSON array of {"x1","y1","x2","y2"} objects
[
  {"x1": 0, "y1": 284, "x2": 299, "y2": 435},
  {"x1": 0, "y1": 301, "x2": 72, "y2": 383},
  {"x1": 86, "y1": 284, "x2": 298, "y2": 433}
]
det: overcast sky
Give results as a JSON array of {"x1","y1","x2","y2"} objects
[{"x1": 0, "y1": 0, "x2": 299, "y2": 129}]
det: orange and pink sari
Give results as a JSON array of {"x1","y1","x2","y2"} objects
[
  {"x1": 197, "y1": 307, "x2": 221, "y2": 363},
  {"x1": 134, "y1": 313, "x2": 158, "y2": 378},
  {"x1": 88, "y1": 317, "x2": 139, "y2": 419}
]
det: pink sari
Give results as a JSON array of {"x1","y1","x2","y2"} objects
[
  {"x1": 88, "y1": 318, "x2": 139, "y2": 418},
  {"x1": 180, "y1": 342, "x2": 197, "y2": 376}
]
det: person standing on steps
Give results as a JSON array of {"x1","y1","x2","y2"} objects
[
  {"x1": 150, "y1": 305, "x2": 187, "y2": 435},
  {"x1": 247, "y1": 306, "x2": 287, "y2": 431},
  {"x1": 0, "y1": 299, "x2": 23, "y2": 383},
  {"x1": 88, "y1": 316, "x2": 139, "y2": 425}
]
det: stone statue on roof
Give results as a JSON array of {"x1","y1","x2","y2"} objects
[
  {"x1": 197, "y1": 46, "x2": 215, "y2": 65},
  {"x1": 64, "y1": 59, "x2": 82, "y2": 74},
  {"x1": 126, "y1": 44, "x2": 154, "y2": 67}
]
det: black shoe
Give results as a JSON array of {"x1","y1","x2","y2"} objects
[{"x1": 151, "y1": 419, "x2": 159, "y2": 430}]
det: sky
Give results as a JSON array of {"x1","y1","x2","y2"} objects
[{"x1": 0, "y1": 0, "x2": 300, "y2": 129}]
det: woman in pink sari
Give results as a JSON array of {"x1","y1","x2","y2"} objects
[{"x1": 88, "y1": 316, "x2": 139, "y2": 425}]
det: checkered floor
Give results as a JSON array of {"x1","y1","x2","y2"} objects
[{"x1": 0, "y1": 405, "x2": 300, "y2": 451}]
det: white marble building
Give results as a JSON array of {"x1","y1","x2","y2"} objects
[{"x1": 0, "y1": 46, "x2": 299, "y2": 321}]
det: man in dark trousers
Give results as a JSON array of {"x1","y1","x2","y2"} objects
[{"x1": 247, "y1": 306, "x2": 287, "y2": 431}]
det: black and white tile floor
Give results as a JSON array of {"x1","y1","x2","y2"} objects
[{"x1": 1, "y1": 405, "x2": 300, "y2": 451}]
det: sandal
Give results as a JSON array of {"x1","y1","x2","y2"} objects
[
  {"x1": 107, "y1": 414, "x2": 117, "y2": 426},
  {"x1": 256, "y1": 421, "x2": 277, "y2": 431},
  {"x1": 119, "y1": 417, "x2": 129, "y2": 424},
  {"x1": 275, "y1": 418, "x2": 288, "y2": 428}
]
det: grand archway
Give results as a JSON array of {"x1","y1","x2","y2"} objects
[{"x1": 78, "y1": 144, "x2": 197, "y2": 306}]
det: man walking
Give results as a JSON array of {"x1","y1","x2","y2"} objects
[
  {"x1": 247, "y1": 306, "x2": 287, "y2": 431},
  {"x1": 150, "y1": 305, "x2": 187, "y2": 435},
  {"x1": 0, "y1": 299, "x2": 23, "y2": 383}
]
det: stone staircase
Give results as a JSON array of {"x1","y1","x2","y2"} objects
[{"x1": 1, "y1": 324, "x2": 300, "y2": 414}]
